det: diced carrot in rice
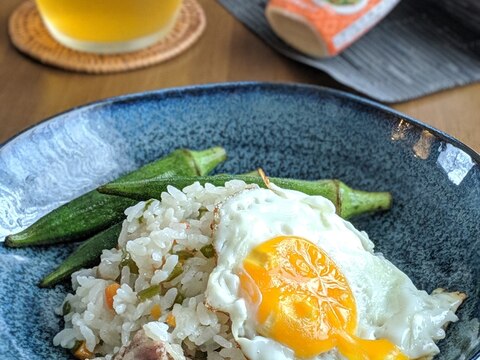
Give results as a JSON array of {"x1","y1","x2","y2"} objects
[
  {"x1": 105, "y1": 283, "x2": 121, "y2": 310},
  {"x1": 73, "y1": 341, "x2": 94, "y2": 360},
  {"x1": 151, "y1": 304, "x2": 162, "y2": 320},
  {"x1": 166, "y1": 312, "x2": 176, "y2": 327}
]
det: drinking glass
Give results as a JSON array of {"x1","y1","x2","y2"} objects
[{"x1": 35, "y1": 0, "x2": 183, "y2": 54}]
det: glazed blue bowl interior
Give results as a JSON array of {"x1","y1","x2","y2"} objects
[{"x1": 0, "y1": 83, "x2": 479, "y2": 359}]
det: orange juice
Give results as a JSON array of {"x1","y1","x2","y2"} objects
[{"x1": 35, "y1": 0, "x2": 182, "y2": 53}]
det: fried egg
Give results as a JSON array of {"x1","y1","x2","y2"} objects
[{"x1": 205, "y1": 183, "x2": 465, "y2": 360}]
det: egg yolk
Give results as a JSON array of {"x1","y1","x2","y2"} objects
[{"x1": 240, "y1": 236, "x2": 409, "y2": 360}]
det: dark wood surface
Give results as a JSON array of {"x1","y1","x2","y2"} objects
[{"x1": 1, "y1": 0, "x2": 479, "y2": 153}]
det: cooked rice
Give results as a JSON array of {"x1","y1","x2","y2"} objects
[{"x1": 53, "y1": 180, "x2": 253, "y2": 359}]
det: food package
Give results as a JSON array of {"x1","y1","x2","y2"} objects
[{"x1": 266, "y1": 0, "x2": 400, "y2": 58}]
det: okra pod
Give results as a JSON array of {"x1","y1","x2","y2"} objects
[
  {"x1": 39, "y1": 222, "x2": 122, "y2": 288},
  {"x1": 98, "y1": 173, "x2": 392, "y2": 219},
  {"x1": 5, "y1": 147, "x2": 226, "y2": 248}
]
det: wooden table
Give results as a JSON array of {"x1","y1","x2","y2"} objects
[{"x1": 1, "y1": 0, "x2": 479, "y2": 153}]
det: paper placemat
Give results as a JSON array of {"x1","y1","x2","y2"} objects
[{"x1": 218, "y1": 0, "x2": 480, "y2": 103}]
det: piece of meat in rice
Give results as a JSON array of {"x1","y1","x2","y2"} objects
[{"x1": 113, "y1": 330, "x2": 173, "y2": 360}]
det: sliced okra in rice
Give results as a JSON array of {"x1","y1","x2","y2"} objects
[
  {"x1": 62, "y1": 301, "x2": 71, "y2": 316},
  {"x1": 174, "y1": 292, "x2": 185, "y2": 305},
  {"x1": 165, "y1": 263, "x2": 183, "y2": 282},
  {"x1": 119, "y1": 249, "x2": 139, "y2": 274},
  {"x1": 174, "y1": 249, "x2": 195, "y2": 261},
  {"x1": 137, "y1": 284, "x2": 162, "y2": 302},
  {"x1": 194, "y1": 350, "x2": 208, "y2": 359},
  {"x1": 137, "y1": 199, "x2": 156, "y2": 224},
  {"x1": 200, "y1": 244, "x2": 215, "y2": 259},
  {"x1": 198, "y1": 207, "x2": 209, "y2": 219},
  {"x1": 144, "y1": 199, "x2": 155, "y2": 209}
]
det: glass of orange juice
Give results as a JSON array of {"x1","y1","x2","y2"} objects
[{"x1": 35, "y1": 0, "x2": 183, "y2": 54}]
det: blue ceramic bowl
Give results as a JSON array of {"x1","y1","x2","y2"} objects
[{"x1": 0, "y1": 83, "x2": 478, "y2": 359}]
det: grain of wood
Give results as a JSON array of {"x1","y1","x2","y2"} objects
[{"x1": 0, "y1": 0, "x2": 478, "y2": 153}]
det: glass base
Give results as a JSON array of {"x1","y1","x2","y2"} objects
[{"x1": 42, "y1": 13, "x2": 179, "y2": 54}]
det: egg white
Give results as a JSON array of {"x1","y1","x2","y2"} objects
[{"x1": 205, "y1": 183, "x2": 464, "y2": 360}]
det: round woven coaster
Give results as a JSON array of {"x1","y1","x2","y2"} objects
[{"x1": 8, "y1": 0, "x2": 206, "y2": 74}]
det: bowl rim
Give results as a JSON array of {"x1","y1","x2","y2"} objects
[{"x1": 2, "y1": 82, "x2": 479, "y2": 165}]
